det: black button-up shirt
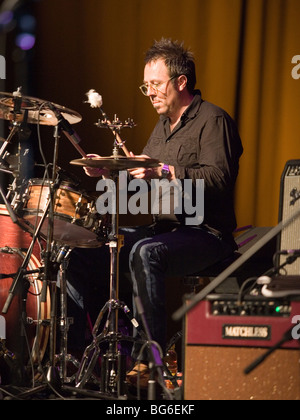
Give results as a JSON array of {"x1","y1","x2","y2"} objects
[{"x1": 142, "y1": 90, "x2": 243, "y2": 237}]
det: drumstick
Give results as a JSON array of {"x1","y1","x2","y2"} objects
[
  {"x1": 48, "y1": 102, "x2": 88, "y2": 158},
  {"x1": 62, "y1": 130, "x2": 87, "y2": 158}
]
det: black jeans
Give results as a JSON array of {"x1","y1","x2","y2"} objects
[{"x1": 65, "y1": 224, "x2": 234, "y2": 358}]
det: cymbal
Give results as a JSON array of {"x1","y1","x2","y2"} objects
[
  {"x1": 0, "y1": 91, "x2": 82, "y2": 125},
  {"x1": 70, "y1": 156, "x2": 160, "y2": 170}
]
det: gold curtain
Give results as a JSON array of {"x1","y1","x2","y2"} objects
[{"x1": 33, "y1": 0, "x2": 300, "y2": 228}]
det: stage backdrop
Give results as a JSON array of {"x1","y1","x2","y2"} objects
[{"x1": 4, "y1": 0, "x2": 300, "y2": 229}]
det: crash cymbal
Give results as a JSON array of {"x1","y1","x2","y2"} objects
[
  {"x1": 0, "y1": 91, "x2": 82, "y2": 125},
  {"x1": 70, "y1": 156, "x2": 160, "y2": 170}
]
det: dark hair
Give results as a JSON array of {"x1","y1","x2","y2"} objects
[{"x1": 144, "y1": 37, "x2": 196, "y2": 93}]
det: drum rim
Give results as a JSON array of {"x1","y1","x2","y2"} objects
[{"x1": 26, "y1": 178, "x2": 89, "y2": 196}]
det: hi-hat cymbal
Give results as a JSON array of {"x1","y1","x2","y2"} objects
[
  {"x1": 0, "y1": 91, "x2": 82, "y2": 125},
  {"x1": 70, "y1": 156, "x2": 160, "y2": 170}
]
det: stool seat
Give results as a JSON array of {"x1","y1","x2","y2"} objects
[
  {"x1": 185, "y1": 251, "x2": 241, "y2": 279},
  {"x1": 183, "y1": 226, "x2": 276, "y2": 293},
  {"x1": 183, "y1": 252, "x2": 242, "y2": 293}
]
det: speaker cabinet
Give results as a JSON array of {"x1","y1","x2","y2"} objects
[
  {"x1": 183, "y1": 299, "x2": 300, "y2": 400},
  {"x1": 184, "y1": 345, "x2": 300, "y2": 400},
  {"x1": 278, "y1": 160, "x2": 300, "y2": 274}
]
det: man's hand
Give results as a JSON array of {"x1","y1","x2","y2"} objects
[
  {"x1": 128, "y1": 152, "x2": 175, "y2": 180},
  {"x1": 83, "y1": 154, "x2": 110, "y2": 178}
]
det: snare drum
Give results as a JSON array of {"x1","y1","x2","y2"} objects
[
  {"x1": 0, "y1": 247, "x2": 50, "y2": 383},
  {"x1": 17, "y1": 179, "x2": 106, "y2": 248}
]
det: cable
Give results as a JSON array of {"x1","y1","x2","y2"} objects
[
  {"x1": 135, "y1": 340, "x2": 173, "y2": 401},
  {"x1": 236, "y1": 276, "x2": 258, "y2": 306}
]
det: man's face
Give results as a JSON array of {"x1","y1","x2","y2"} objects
[{"x1": 143, "y1": 59, "x2": 178, "y2": 117}]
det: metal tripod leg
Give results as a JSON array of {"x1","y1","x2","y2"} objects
[{"x1": 75, "y1": 299, "x2": 130, "y2": 391}]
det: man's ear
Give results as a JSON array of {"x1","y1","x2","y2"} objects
[{"x1": 177, "y1": 75, "x2": 188, "y2": 91}]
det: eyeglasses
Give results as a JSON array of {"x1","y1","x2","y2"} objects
[{"x1": 139, "y1": 76, "x2": 177, "y2": 96}]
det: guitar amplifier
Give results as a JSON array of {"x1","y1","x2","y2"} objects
[
  {"x1": 183, "y1": 294, "x2": 300, "y2": 400},
  {"x1": 278, "y1": 160, "x2": 300, "y2": 274}
]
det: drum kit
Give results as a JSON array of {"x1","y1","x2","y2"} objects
[{"x1": 0, "y1": 87, "x2": 164, "y2": 399}]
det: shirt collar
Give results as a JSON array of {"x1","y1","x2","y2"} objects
[
  {"x1": 160, "y1": 89, "x2": 202, "y2": 124},
  {"x1": 182, "y1": 89, "x2": 202, "y2": 120}
]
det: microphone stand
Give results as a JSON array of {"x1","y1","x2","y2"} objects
[
  {"x1": 172, "y1": 206, "x2": 300, "y2": 322},
  {"x1": 0, "y1": 123, "x2": 19, "y2": 161},
  {"x1": 244, "y1": 325, "x2": 298, "y2": 374},
  {"x1": 134, "y1": 296, "x2": 174, "y2": 401}
]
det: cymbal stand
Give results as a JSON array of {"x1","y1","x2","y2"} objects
[
  {"x1": 75, "y1": 139, "x2": 145, "y2": 398},
  {"x1": 75, "y1": 168, "x2": 126, "y2": 395},
  {"x1": 52, "y1": 245, "x2": 81, "y2": 383}
]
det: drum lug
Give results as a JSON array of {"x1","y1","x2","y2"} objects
[
  {"x1": 17, "y1": 185, "x2": 30, "y2": 213},
  {"x1": 73, "y1": 195, "x2": 84, "y2": 221},
  {"x1": 26, "y1": 317, "x2": 50, "y2": 326}
]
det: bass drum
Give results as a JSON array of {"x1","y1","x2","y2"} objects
[
  {"x1": 0, "y1": 206, "x2": 49, "y2": 384},
  {"x1": 0, "y1": 248, "x2": 50, "y2": 384},
  {"x1": 0, "y1": 204, "x2": 43, "y2": 256}
]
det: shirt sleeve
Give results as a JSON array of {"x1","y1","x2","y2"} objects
[{"x1": 183, "y1": 115, "x2": 242, "y2": 192}]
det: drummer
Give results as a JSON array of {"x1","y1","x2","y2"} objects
[{"x1": 69, "y1": 37, "x2": 243, "y2": 388}]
